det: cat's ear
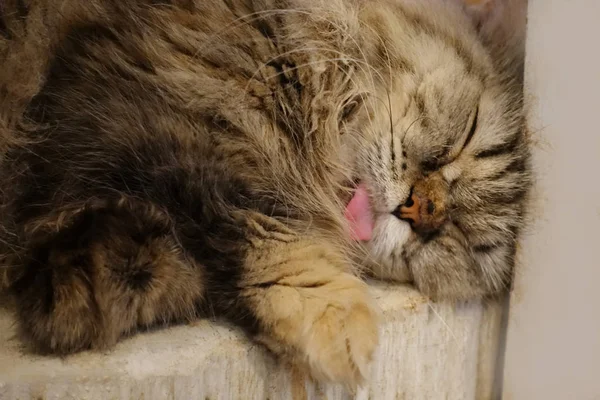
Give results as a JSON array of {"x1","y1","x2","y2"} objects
[{"x1": 461, "y1": 0, "x2": 528, "y2": 83}]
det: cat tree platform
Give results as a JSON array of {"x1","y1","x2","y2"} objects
[{"x1": 0, "y1": 283, "x2": 505, "y2": 400}]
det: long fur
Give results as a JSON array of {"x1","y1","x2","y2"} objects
[{"x1": 0, "y1": 0, "x2": 530, "y2": 387}]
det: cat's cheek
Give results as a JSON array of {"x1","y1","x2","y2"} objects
[{"x1": 366, "y1": 214, "x2": 413, "y2": 282}]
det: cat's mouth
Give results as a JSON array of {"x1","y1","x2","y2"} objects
[
  {"x1": 344, "y1": 183, "x2": 374, "y2": 242},
  {"x1": 344, "y1": 181, "x2": 417, "y2": 242}
]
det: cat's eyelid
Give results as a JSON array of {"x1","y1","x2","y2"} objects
[
  {"x1": 463, "y1": 106, "x2": 479, "y2": 149},
  {"x1": 422, "y1": 106, "x2": 479, "y2": 172},
  {"x1": 453, "y1": 105, "x2": 479, "y2": 157}
]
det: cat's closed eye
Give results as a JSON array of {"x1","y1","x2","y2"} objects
[
  {"x1": 420, "y1": 105, "x2": 480, "y2": 172},
  {"x1": 459, "y1": 106, "x2": 479, "y2": 152},
  {"x1": 420, "y1": 158, "x2": 440, "y2": 172}
]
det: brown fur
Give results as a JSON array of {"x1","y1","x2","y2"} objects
[
  {"x1": 354, "y1": 0, "x2": 531, "y2": 301},
  {"x1": 0, "y1": 0, "x2": 530, "y2": 387}
]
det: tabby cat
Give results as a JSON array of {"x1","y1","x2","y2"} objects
[{"x1": 0, "y1": 0, "x2": 530, "y2": 386}]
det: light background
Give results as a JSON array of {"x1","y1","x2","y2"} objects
[{"x1": 503, "y1": 0, "x2": 600, "y2": 399}]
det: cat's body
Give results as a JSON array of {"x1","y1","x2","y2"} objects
[{"x1": 0, "y1": 0, "x2": 530, "y2": 386}]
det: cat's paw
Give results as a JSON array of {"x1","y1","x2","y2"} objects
[
  {"x1": 299, "y1": 280, "x2": 379, "y2": 386},
  {"x1": 11, "y1": 204, "x2": 203, "y2": 354},
  {"x1": 251, "y1": 272, "x2": 380, "y2": 388},
  {"x1": 12, "y1": 247, "x2": 107, "y2": 354},
  {"x1": 10, "y1": 236, "x2": 146, "y2": 354}
]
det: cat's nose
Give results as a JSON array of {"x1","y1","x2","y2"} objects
[
  {"x1": 394, "y1": 192, "x2": 422, "y2": 225},
  {"x1": 393, "y1": 191, "x2": 445, "y2": 233}
]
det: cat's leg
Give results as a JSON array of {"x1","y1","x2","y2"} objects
[
  {"x1": 216, "y1": 212, "x2": 379, "y2": 387},
  {"x1": 8, "y1": 197, "x2": 378, "y2": 385},
  {"x1": 9, "y1": 198, "x2": 204, "y2": 354}
]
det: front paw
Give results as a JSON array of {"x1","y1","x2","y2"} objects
[
  {"x1": 300, "y1": 277, "x2": 379, "y2": 386},
  {"x1": 250, "y1": 272, "x2": 380, "y2": 388}
]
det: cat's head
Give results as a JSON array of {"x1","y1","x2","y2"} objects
[{"x1": 345, "y1": 0, "x2": 531, "y2": 299}]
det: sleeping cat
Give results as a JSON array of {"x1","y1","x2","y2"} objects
[{"x1": 0, "y1": 0, "x2": 530, "y2": 387}]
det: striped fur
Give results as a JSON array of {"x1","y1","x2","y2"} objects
[
  {"x1": 357, "y1": 0, "x2": 531, "y2": 300},
  {"x1": 0, "y1": 0, "x2": 530, "y2": 386}
]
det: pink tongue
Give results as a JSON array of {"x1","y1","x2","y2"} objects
[{"x1": 344, "y1": 184, "x2": 374, "y2": 241}]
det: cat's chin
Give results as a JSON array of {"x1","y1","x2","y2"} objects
[{"x1": 363, "y1": 213, "x2": 414, "y2": 283}]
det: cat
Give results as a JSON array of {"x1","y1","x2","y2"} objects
[{"x1": 0, "y1": 0, "x2": 530, "y2": 387}]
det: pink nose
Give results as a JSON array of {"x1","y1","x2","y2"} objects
[
  {"x1": 395, "y1": 192, "x2": 445, "y2": 233},
  {"x1": 398, "y1": 193, "x2": 421, "y2": 225}
]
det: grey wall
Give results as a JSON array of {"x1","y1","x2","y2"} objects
[{"x1": 502, "y1": 0, "x2": 600, "y2": 399}]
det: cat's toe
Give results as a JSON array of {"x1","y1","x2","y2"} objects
[
  {"x1": 303, "y1": 296, "x2": 379, "y2": 387},
  {"x1": 13, "y1": 269, "x2": 105, "y2": 354}
]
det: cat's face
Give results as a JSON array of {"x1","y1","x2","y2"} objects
[{"x1": 344, "y1": 0, "x2": 531, "y2": 298}]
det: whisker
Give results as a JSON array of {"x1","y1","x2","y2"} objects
[{"x1": 427, "y1": 303, "x2": 458, "y2": 342}]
